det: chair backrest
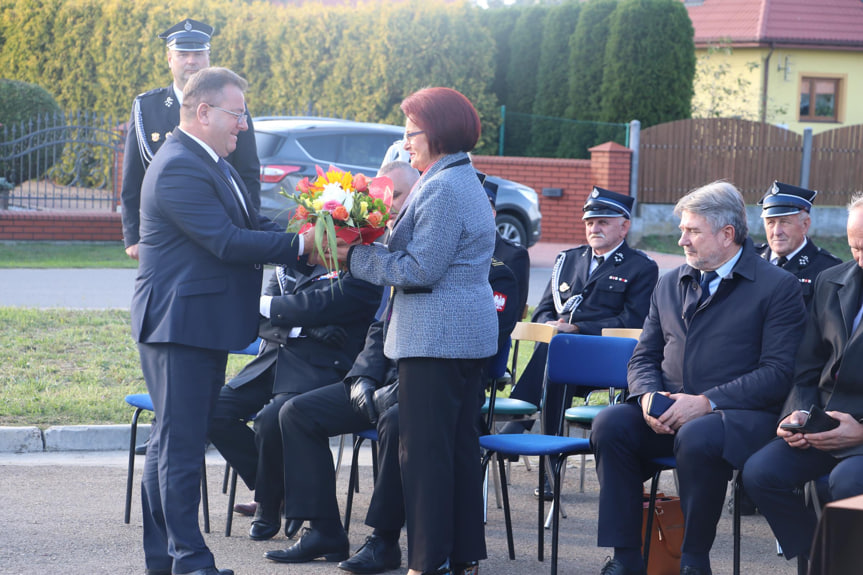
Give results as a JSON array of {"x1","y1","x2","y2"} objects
[
  {"x1": 230, "y1": 337, "x2": 263, "y2": 356},
  {"x1": 546, "y1": 334, "x2": 637, "y2": 390},
  {"x1": 509, "y1": 322, "x2": 558, "y2": 383},
  {"x1": 601, "y1": 327, "x2": 643, "y2": 340}
]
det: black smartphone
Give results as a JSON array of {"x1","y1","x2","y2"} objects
[
  {"x1": 646, "y1": 392, "x2": 675, "y2": 418},
  {"x1": 780, "y1": 405, "x2": 840, "y2": 434}
]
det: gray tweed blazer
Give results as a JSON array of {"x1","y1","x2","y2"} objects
[{"x1": 348, "y1": 152, "x2": 498, "y2": 360}]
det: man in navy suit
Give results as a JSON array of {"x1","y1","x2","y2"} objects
[
  {"x1": 591, "y1": 181, "x2": 807, "y2": 575},
  {"x1": 132, "y1": 67, "x2": 315, "y2": 575},
  {"x1": 121, "y1": 18, "x2": 260, "y2": 260}
]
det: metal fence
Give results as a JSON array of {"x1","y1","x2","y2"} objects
[{"x1": 0, "y1": 111, "x2": 124, "y2": 211}]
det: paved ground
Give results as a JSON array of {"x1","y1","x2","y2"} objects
[{"x1": 0, "y1": 449, "x2": 797, "y2": 575}]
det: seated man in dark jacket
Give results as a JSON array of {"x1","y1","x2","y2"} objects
[
  {"x1": 264, "y1": 256, "x2": 520, "y2": 572},
  {"x1": 208, "y1": 265, "x2": 382, "y2": 540},
  {"x1": 744, "y1": 194, "x2": 863, "y2": 569},
  {"x1": 591, "y1": 181, "x2": 807, "y2": 575}
]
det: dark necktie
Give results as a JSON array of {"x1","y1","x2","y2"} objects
[
  {"x1": 594, "y1": 255, "x2": 605, "y2": 267},
  {"x1": 698, "y1": 270, "x2": 718, "y2": 306},
  {"x1": 217, "y1": 158, "x2": 248, "y2": 218},
  {"x1": 776, "y1": 255, "x2": 788, "y2": 267}
]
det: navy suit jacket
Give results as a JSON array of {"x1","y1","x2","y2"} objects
[
  {"x1": 131, "y1": 128, "x2": 307, "y2": 351},
  {"x1": 628, "y1": 239, "x2": 807, "y2": 468}
]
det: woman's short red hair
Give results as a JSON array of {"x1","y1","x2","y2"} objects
[{"x1": 401, "y1": 87, "x2": 481, "y2": 156}]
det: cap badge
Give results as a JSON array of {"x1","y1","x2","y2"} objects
[
  {"x1": 559, "y1": 282, "x2": 570, "y2": 293},
  {"x1": 151, "y1": 132, "x2": 160, "y2": 143},
  {"x1": 164, "y1": 96, "x2": 174, "y2": 108},
  {"x1": 770, "y1": 182, "x2": 780, "y2": 195},
  {"x1": 184, "y1": 20, "x2": 192, "y2": 31},
  {"x1": 591, "y1": 189, "x2": 600, "y2": 198}
]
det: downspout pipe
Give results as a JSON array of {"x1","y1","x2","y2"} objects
[{"x1": 761, "y1": 43, "x2": 775, "y2": 123}]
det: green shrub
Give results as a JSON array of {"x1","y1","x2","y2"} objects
[{"x1": 0, "y1": 79, "x2": 64, "y2": 183}]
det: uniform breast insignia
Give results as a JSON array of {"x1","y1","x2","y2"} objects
[
  {"x1": 559, "y1": 282, "x2": 571, "y2": 293},
  {"x1": 609, "y1": 275, "x2": 629, "y2": 283},
  {"x1": 164, "y1": 95, "x2": 174, "y2": 108},
  {"x1": 493, "y1": 291, "x2": 508, "y2": 312},
  {"x1": 797, "y1": 255, "x2": 809, "y2": 267},
  {"x1": 151, "y1": 132, "x2": 161, "y2": 143},
  {"x1": 799, "y1": 278, "x2": 812, "y2": 284},
  {"x1": 613, "y1": 252, "x2": 625, "y2": 263}
]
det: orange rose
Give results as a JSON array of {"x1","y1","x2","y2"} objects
[
  {"x1": 296, "y1": 177, "x2": 311, "y2": 193},
  {"x1": 295, "y1": 205, "x2": 309, "y2": 219},
  {"x1": 332, "y1": 205, "x2": 349, "y2": 221},
  {"x1": 353, "y1": 173, "x2": 369, "y2": 192},
  {"x1": 366, "y1": 211, "x2": 383, "y2": 227}
]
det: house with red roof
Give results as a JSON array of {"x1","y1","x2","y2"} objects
[{"x1": 684, "y1": 0, "x2": 863, "y2": 133}]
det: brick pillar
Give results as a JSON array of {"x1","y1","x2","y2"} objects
[{"x1": 589, "y1": 141, "x2": 632, "y2": 195}]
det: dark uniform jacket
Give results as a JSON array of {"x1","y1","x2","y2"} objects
[
  {"x1": 122, "y1": 84, "x2": 261, "y2": 247},
  {"x1": 494, "y1": 233, "x2": 530, "y2": 320},
  {"x1": 755, "y1": 238, "x2": 841, "y2": 307},
  {"x1": 782, "y1": 261, "x2": 863, "y2": 457},
  {"x1": 533, "y1": 240, "x2": 658, "y2": 335},
  {"x1": 628, "y1": 239, "x2": 808, "y2": 468},
  {"x1": 228, "y1": 266, "x2": 382, "y2": 396}
]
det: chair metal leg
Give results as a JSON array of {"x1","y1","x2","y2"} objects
[
  {"x1": 343, "y1": 435, "x2": 365, "y2": 534},
  {"x1": 550, "y1": 456, "x2": 565, "y2": 575},
  {"x1": 124, "y1": 407, "x2": 143, "y2": 524},
  {"x1": 733, "y1": 471, "x2": 741, "y2": 575},
  {"x1": 334, "y1": 433, "x2": 347, "y2": 483},
  {"x1": 496, "y1": 451, "x2": 516, "y2": 560},
  {"x1": 492, "y1": 454, "x2": 503, "y2": 508},
  {"x1": 225, "y1": 467, "x2": 238, "y2": 537},
  {"x1": 201, "y1": 462, "x2": 210, "y2": 534},
  {"x1": 643, "y1": 469, "x2": 662, "y2": 567},
  {"x1": 537, "y1": 455, "x2": 545, "y2": 562},
  {"x1": 221, "y1": 461, "x2": 230, "y2": 494},
  {"x1": 544, "y1": 457, "x2": 567, "y2": 529}
]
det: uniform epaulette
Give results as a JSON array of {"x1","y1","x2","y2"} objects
[
  {"x1": 135, "y1": 86, "x2": 171, "y2": 101},
  {"x1": 633, "y1": 248, "x2": 654, "y2": 261},
  {"x1": 491, "y1": 257, "x2": 505, "y2": 267}
]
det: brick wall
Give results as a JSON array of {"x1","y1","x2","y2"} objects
[
  {"x1": 0, "y1": 210, "x2": 123, "y2": 241},
  {"x1": 473, "y1": 141, "x2": 632, "y2": 244}
]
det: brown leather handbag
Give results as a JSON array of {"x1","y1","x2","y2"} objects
[{"x1": 641, "y1": 493, "x2": 685, "y2": 575}]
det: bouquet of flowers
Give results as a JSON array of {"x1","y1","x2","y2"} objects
[{"x1": 284, "y1": 165, "x2": 393, "y2": 271}]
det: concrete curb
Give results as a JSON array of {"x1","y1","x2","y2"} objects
[{"x1": 0, "y1": 424, "x2": 151, "y2": 453}]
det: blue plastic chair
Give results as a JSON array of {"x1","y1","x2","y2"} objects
[{"x1": 480, "y1": 334, "x2": 637, "y2": 575}]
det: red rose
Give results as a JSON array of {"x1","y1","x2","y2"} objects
[
  {"x1": 353, "y1": 173, "x2": 369, "y2": 192},
  {"x1": 296, "y1": 177, "x2": 311, "y2": 193},
  {"x1": 332, "y1": 205, "x2": 349, "y2": 221},
  {"x1": 366, "y1": 211, "x2": 383, "y2": 227}
]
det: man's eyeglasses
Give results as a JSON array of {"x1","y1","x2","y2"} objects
[
  {"x1": 207, "y1": 104, "x2": 248, "y2": 125},
  {"x1": 404, "y1": 129, "x2": 425, "y2": 141}
]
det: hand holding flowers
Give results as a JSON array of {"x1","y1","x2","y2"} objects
[{"x1": 284, "y1": 165, "x2": 393, "y2": 271}]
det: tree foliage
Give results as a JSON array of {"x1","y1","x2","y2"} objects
[
  {"x1": 557, "y1": 0, "x2": 618, "y2": 158},
  {"x1": 599, "y1": 0, "x2": 695, "y2": 128},
  {"x1": 528, "y1": 1, "x2": 581, "y2": 158}
]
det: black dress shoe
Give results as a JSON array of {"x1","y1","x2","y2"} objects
[
  {"x1": 264, "y1": 526, "x2": 349, "y2": 563},
  {"x1": 421, "y1": 562, "x2": 451, "y2": 575},
  {"x1": 249, "y1": 506, "x2": 281, "y2": 541},
  {"x1": 680, "y1": 566, "x2": 712, "y2": 575},
  {"x1": 174, "y1": 568, "x2": 234, "y2": 575},
  {"x1": 452, "y1": 560, "x2": 479, "y2": 575},
  {"x1": 135, "y1": 439, "x2": 149, "y2": 455},
  {"x1": 144, "y1": 569, "x2": 171, "y2": 575},
  {"x1": 599, "y1": 557, "x2": 646, "y2": 575},
  {"x1": 233, "y1": 501, "x2": 257, "y2": 516},
  {"x1": 285, "y1": 518, "x2": 304, "y2": 539},
  {"x1": 533, "y1": 477, "x2": 553, "y2": 501},
  {"x1": 337, "y1": 535, "x2": 401, "y2": 574}
]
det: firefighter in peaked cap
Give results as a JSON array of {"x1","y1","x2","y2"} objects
[
  {"x1": 499, "y1": 186, "x2": 659, "y2": 496},
  {"x1": 755, "y1": 180, "x2": 841, "y2": 308},
  {"x1": 120, "y1": 18, "x2": 261, "y2": 259}
]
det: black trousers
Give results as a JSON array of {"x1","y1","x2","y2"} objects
[
  {"x1": 207, "y1": 367, "x2": 275, "y2": 490},
  {"x1": 744, "y1": 437, "x2": 863, "y2": 560},
  {"x1": 398, "y1": 357, "x2": 487, "y2": 572},
  {"x1": 591, "y1": 403, "x2": 733, "y2": 567},
  {"x1": 278, "y1": 382, "x2": 378, "y2": 521},
  {"x1": 251, "y1": 391, "x2": 299, "y2": 510},
  {"x1": 138, "y1": 342, "x2": 227, "y2": 574}
]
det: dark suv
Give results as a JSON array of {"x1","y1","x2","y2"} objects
[{"x1": 254, "y1": 116, "x2": 542, "y2": 247}]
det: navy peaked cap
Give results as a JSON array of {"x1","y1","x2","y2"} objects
[
  {"x1": 758, "y1": 181, "x2": 817, "y2": 218},
  {"x1": 159, "y1": 19, "x2": 213, "y2": 51},
  {"x1": 583, "y1": 186, "x2": 633, "y2": 219}
]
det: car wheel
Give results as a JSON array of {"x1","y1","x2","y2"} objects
[{"x1": 496, "y1": 213, "x2": 527, "y2": 247}]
